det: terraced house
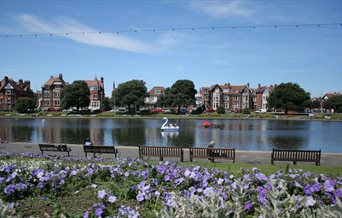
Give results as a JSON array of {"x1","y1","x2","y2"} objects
[
  {"x1": 200, "y1": 83, "x2": 274, "y2": 112},
  {"x1": 0, "y1": 76, "x2": 35, "y2": 111}
]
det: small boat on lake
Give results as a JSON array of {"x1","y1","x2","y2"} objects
[
  {"x1": 161, "y1": 117, "x2": 179, "y2": 131},
  {"x1": 202, "y1": 121, "x2": 224, "y2": 129}
]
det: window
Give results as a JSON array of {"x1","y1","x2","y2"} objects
[
  {"x1": 234, "y1": 96, "x2": 238, "y2": 101},
  {"x1": 55, "y1": 100, "x2": 60, "y2": 106},
  {"x1": 0, "y1": 99, "x2": 3, "y2": 103},
  {"x1": 45, "y1": 100, "x2": 50, "y2": 106},
  {"x1": 224, "y1": 96, "x2": 229, "y2": 101},
  {"x1": 7, "y1": 97, "x2": 11, "y2": 103},
  {"x1": 5, "y1": 90, "x2": 13, "y2": 95},
  {"x1": 44, "y1": 91, "x2": 50, "y2": 98}
]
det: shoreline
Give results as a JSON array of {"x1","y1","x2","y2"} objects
[
  {"x1": 1, "y1": 142, "x2": 342, "y2": 166},
  {"x1": 1, "y1": 113, "x2": 342, "y2": 122}
]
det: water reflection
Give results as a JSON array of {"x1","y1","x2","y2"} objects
[{"x1": 0, "y1": 118, "x2": 341, "y2": 152}]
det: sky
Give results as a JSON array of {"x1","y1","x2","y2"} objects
[{"x1": 0, "y1": 0, "x2": 341, "y2": 98}]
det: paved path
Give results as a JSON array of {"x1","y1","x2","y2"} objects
[{"x1": 1, "y1": 142, "x2": 342, "y2": 166}]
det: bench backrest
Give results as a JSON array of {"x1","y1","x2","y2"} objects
[
  {"x1": 39, "y1": 144, "x2": 70, "y2": 152},
  {"x1": 139, "y1": 146, "x2": 183, "y2": 157},
  {"x1": 272, "y1": 149, "x2": 321, "y2": 161},
  {"x1": 83, "y1": 145, "x2": 117, "y2": 153},
  {"x1": 190, "y1": 147, "x2": 235, "y2": 160}
]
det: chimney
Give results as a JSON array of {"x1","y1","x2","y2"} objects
[
  {"x1": 24, "y1": 80, "x2": 31, "y2": 89},
  {"x1": 19, "y1": 79, "x2": 23, "y2": 87},
  {"x1": 59, "y1": 73, "x2": 63, "y2": 80},
  {"x1": 50, "y1": 75, "x2": 54, "y2": 79},
  {"x1": 101, "y1": 77, "x2": 104, "y2": 84},
  {"x1": 228, "y1": 83, "x2": 231, "y2": 88},
  {"x1": 4, "y1": 76, "x2": 8, "y2": 83},
  {"x1": 247, "y1": 82, "x2": 250, "y2": 87},
  {"x1": 258, "y1": 83, "x2": 261, "y2": 88}
]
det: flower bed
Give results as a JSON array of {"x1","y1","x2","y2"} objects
[{"x1": 0, "y1": 152, "x2": 341, "y2": 217}]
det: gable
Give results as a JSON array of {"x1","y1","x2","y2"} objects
[{"x1": 4, "y1": 83, "x2": 14, "y2": 89}]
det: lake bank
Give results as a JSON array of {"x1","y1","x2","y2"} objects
[{"x1": 1, "y1": 142, "x2": 342, "y2": 166}]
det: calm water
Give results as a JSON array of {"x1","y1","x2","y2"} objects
[{"x1": 0, "y1": 118, "x2": 342, "y2": 152}]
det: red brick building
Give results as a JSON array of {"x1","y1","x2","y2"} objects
[
  {"x1": 0, "y1": 76, "x2": 35, "y2": 111},
  {"x1": 84, "y1": 77, "x2": 105, "y2": 111},
  {"x1": 39, "y1": 74, "x2": 67, "y2": 111}
]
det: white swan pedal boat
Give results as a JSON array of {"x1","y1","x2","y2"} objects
[{"x1": 161, "y1": 117, "x2": 179, "y2": 131}]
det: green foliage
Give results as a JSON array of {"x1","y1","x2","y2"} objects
[
  {"x1": 242, "y1": 107, "x2": 250, "y2": 114},
  {"x1": 323, "y1": 95, "x2": 342, "y2": 113},
  {"x1": 102, "y1": 97, "x2": 111, "y2": 111},
  {"x1": 216, "y1": 105, "x2": 225, "y2": 114},
  {"x1": 112, "y1": 80, "x2": 147, "y2": 113},
  {"x1": 267, "y1": 83, "x2": 310, "y2": 114},
  {"x1": 157, "y1": 80, "x2": 197, "y2": 112},
  {"x1": 15, "y1": 97, "x2": 35, "y2": 113},
  {"x1": 61, "y1": 81, "x2": 90, "y2": 112}
]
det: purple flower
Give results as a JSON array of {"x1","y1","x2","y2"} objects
[
  {"x1": 4, "y1": 185, "x2": 16, "y2": 194},
  {"x1": 108, "y1": 195, "x2": 117, "y2": 203},
  {"x1": 324, "y1": 180, "x2": 336, "y2": 192},
  {"x1": 152, "y1": 178, "x2": 158, "y2": 186},
  {"x1": 255, "y1": 173, "x2": 267, "y2": 181},
  {"x1": 305, "y1": 196, "x2": 316, "y2": 207},
  {"x1": 257, "y1": 186, "x2": 267, "y2": 205},
  {"x1": 334, "y1": 188, "x2": 342, "y2": 198},
  {"x1": 244, "y1": 201, "x2": 253, "y2": 210},
  {"x1": 98, "y1": 190, "x2": 107, "y2": 199},
  {"x1": 83, "y1": 210, "x2": 89, "y2": 218},
  {"x1": 95, "y1": 207, "x2": 103, "y2": 217},
  {"x1": 136, "y1": 192, "x2": 145, "y2": 202}
]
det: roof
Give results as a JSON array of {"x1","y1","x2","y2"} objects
[
  {"x1": 149, "y1": 86, "x2": 165, "y2": 95},
  {"x1": 85, "y1": 79, "x2": 104, "y2": 89},
  {"x1": 0, "y1": 77, "x2": 33, "y2": 93},
  {"x1": 43, "y1": 75, "x2": 66, "y2": 86}
]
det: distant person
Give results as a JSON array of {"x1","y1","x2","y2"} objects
[
  {"x1": 207, "y1": 140, "x2": 215, "y2": 161},
  {"x1": 84, "y1": 138, "x2": 93, "y2": 146}
]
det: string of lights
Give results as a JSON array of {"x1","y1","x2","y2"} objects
[{"x1": 0, "y1": 22, "x2": 341, "y2": 38}]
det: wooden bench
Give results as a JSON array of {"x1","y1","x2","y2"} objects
[
  {"x1": 271, "y1": 149, "x2": 321, "y2": 166},
  {"x1": 189, "y1": 147, "x2": 235, "y2": 163},
  {"x1": 83, "y1": 145, "x2": 119, "y2": 158},
  {"x1": 138, "y1": 146, "x2": 184, "y2": 162},
  {"x1": 39, "y1": 143, "x2": 72, "y2": 157}
]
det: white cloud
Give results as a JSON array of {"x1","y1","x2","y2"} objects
[
  {"x1": 191, "y1": 0, "x2": 253, "y2": 18},
  {"x1": 13, "y1": 14, "x2": 155, "y2": 53}
]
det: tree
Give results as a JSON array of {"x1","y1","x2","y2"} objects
[
  {"x1": 267, "y1": 82, "x2": 310, "y2": 115},
  {"x1": 15, "y1": 97, "x2": 36, "y2": 113},
  {"x1": 61, "y1": 81, "x2": 90, "y2": 113},
  {"x1": 157, "y1": 80, "x2": 197, "y2": 113},
  {"x1": 112, "y1": 80, "x2": 147, "y2": 113},
  {"x1": 217, "y1": 105, "x2": 225, "y2": 114},
  {"x1": 102, "y1": 97, "x2": 111, "y2": 111},
  {"x1": 323, "y1": 95, "x2": 342, "y2": 113}
]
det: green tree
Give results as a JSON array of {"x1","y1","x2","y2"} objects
[
  {"x1": 157, "y1": 80, "x2": 197, "y2": 113},
  {"x1": 61, "y1": 81, "x2": 90, "y2": 113},
  {"x1": 217, "y1": 105, "x2": 225, "y2": 114},
  {"x1": 323, "y1": 95, "x2": 342, "y2": 113},
  {"x1": 267, "y1": 82, "x2": 310, "y2": 115},
  {"x1": 112, "y1": 80, "x2": 147, "y2": 113},
  {"x1": 102, "y1": 97, "x2": 111, "y2": 111},
  {"x1": 15, "y1": 97, "x2": 36, "y2": 113}
]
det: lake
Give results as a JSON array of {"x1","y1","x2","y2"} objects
[{"x1": 0, "y1": 118, "x2": 341, "y2": 152}]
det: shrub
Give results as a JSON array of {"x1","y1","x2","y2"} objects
[
  {"x1": 217, "y1": 106, "x2": 225, "y2": 114},
  {"x1": 242, "y1": 108, "x2": 250, "y2": 114}
]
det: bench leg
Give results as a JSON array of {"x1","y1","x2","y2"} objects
[
  {"x1": 93, "y1": 153, "x2": 96, "y2": 158},
  {"x1": 159, "y1": 156, "x2": 163, "y2": 161},
  {"x1": 316, "y1": 161, "x2": 320, "y2": 166},
  {"x1": 293, "y1": 161, "x2": 297, "y2": 165},
  {"x1": 67, "y1": 151, "x2": 70, "y2": 157},
  {"x1": 41, "y1": 151, "x2": 44, "y2": 156},
  {"x1": 85, "y1": 153, "x2": 88, "y2": 158},
  {"x1": 271, "y1": 159, "x2": 274, "y2": 165}
]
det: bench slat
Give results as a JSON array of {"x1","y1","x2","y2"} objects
[
  {"x1": 190, "y1": 147, "x2": 235, "y2": 163},
  {"x1": 139, "y1": 146, "x2": 183, "y2": 162},
  {"x1": 271, "y1": 149, "x2": 320, "y2": 166},
  {"x1": 83, "y1": 145, "x2": 118, "y2": 158},
  {"x1": 38, "y1": 144, "x2": 71, "y2": 157}
]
